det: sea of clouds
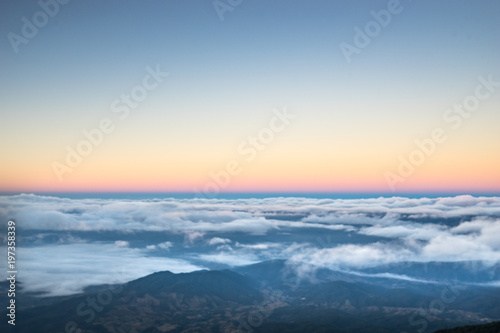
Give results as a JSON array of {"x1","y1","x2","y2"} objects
[{"x1": 1, "y1": 194, "x2": 499, "y2": 296}]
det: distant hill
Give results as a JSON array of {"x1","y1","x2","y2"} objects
[
  {"x1": 2, "y1": 261, "x2": 499, "y2": 332},
  {"x1": 125, "y1": 269, "x2": 262, "y2": 304}
]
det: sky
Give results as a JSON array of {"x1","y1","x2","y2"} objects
[{"x1": 1, "y1": 0, "x2": 499, "y2": 193}]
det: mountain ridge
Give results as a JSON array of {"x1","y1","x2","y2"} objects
[{"x1": 2, "y1": 260, "x2": 499, "y2": 333}]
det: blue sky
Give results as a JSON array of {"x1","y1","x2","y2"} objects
[{"x1": 1, "y1": 0, "x2": 499, "y2": 192}]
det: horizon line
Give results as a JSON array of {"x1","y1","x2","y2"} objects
[{"x1": 2, "y1": 190, "x2": 499, "y2": 198}]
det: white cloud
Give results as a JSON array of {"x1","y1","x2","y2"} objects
[
  {"x1": 421, "y1": 233, "x2": 500, "y2": 262},
  {"x1": 184, "y1": 231, "x2": 205, "y2": 245},
  {"x1": 146, "y1": 241, "x2": 173, "y2": 250},
  {"x1": 158, "y1": 241, "x2": 173, "y2": 250},
  {"x1": 198, "y1": 253, "x2": 259, "y2": 266},
  {"x1": 289, "y1": 243, "x2": 415, "y2": 270},
  {"x1": 436, "y1": 195, "x2": 484, "y2": 207},
  {"x1": 235, "y1": 242, "x2": 282, "y2": 250},
  {"x1": 11, "y1": 242, "x2": 204, "y2": 296},
  {"x1": 114, "y1": 240, "x2": 130, "y2": 247},
  {"x1": 208, "y1": 237, "x2": 232, "y2": 246},
  {"x1": 3, "y1": 193, "x2": 500, "y2": 234},
  {"x1": 2, "y1": 193, "x2": 500, "y2": 294},
  {"x1": 359, "y1": 223, "x2": 447, "y2": 241}
]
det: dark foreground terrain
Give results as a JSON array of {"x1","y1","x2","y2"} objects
[
  {"x1": 435, "y1": 321, "x2": 500, "y2": 333},
  {"x1": 2, "y1": 260, "x2": 499, "y2": 333}
]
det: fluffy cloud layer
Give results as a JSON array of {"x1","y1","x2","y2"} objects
[
  {"x1": 2, "y1": 194, "x2": 499, "y2": 232},
  {"x1": 10, "y1": 243, "x2": 204, "y2": 296},
  {"x1": 1, "y1": 194, "x2": 500, "y2": 295}
]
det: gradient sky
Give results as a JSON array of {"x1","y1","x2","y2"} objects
[{"x1": 1, "y1": 0, "x2": 499, "y2": 193}]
